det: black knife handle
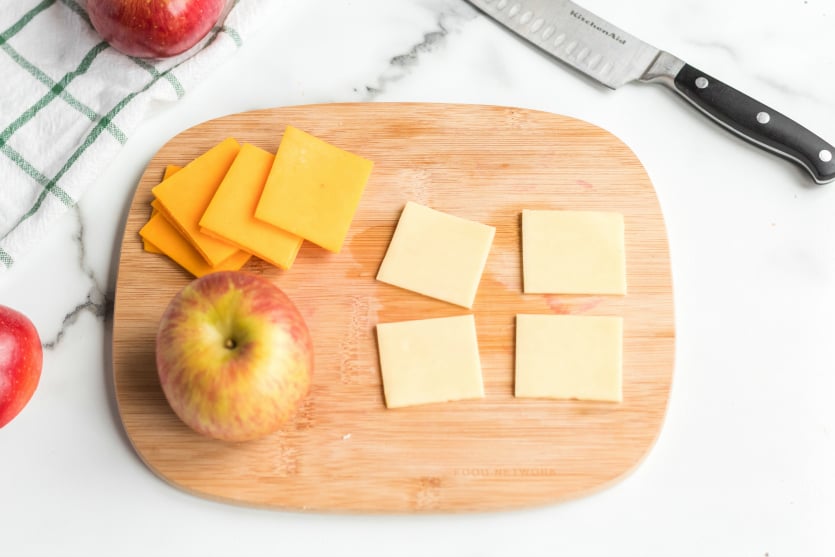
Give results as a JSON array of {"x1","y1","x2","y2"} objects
[{"x1": 672, "y1": 63, "x2": 835, "y2": 184}]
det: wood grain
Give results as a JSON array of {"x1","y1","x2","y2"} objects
[{"x1": 112, "y1": 103, "x2": 675, "y2": 513}]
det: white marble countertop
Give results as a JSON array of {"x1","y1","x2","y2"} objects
[{"x1": 2, "y1": 0, "x2": 834, "y2": 555}]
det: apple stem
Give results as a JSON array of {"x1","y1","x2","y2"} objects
[{"x1": 224, "y1": 338, "x2": 237, "y2": 350}]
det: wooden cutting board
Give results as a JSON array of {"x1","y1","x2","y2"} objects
[{"x1": 112, "y1": 103, "x2": 674, "y2": 513}]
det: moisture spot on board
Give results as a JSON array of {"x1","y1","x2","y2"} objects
[{"x1": 545, "y1": 295, "x2": 602, "y2": 314}]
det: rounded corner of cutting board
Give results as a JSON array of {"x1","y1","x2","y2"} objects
[{"x1": 112, "y1": 102, "x2": 675, "y2": 513}]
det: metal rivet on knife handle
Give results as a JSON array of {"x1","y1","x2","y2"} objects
[
  {"x1": 695, "y1": 77, "x2": 709, "y2": 89},
  {"x1": 821, "y1": 150, "x2": 833, "y2": 163},
  {"x1": 757, "y1": 112, "x2": 771, "y2": 124}
]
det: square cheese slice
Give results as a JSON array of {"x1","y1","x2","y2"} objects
[
  {"x1": 376, "y1": 314, "x2": 485, "y2": 409},
  {"x1": 515, "y1": 314, "x2": 622, "y2": 402},
  {"x1": 376, "y1": 202, "x2": 496, "y2": 308},
  {"x1": 199, "y1": 143, "x2": 303, "y2": 269},
  {"x1": 151, "y1": 138, "x2": 241, "y2": 266},
  {"x1": 254, "y1": 125, "x2": 373, "y2": 253},
  {"x1": 522, "y1": 210, "x2": 626, "y2": 295}
]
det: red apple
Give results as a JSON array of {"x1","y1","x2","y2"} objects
[
  {"x1": 0, "y1": 305, "x2": 43, "y2": 428},
  {"x1": 87, "y1": 0, "x2": 226, "y2": 59},
  {"x1": 156, "y1": 271, "x2": 313, "y2": 442}
]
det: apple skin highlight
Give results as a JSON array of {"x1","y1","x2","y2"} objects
[
  {"x1": 156, "y1": 271, "x2": 313, "y2": 442},
  {"x1": 87, "y1": 0, "x2": 226, "y2": 59}
]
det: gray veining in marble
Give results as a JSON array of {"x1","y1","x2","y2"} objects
[
  {"x1": 364, "y1": 2, "x2": 476, "y2": 100},
  {"x1": 42, "y1": 205, "x2": 111, "y2": 350}
]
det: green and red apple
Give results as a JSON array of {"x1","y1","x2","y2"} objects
[
  {"x1": 156, "y1": 271, "x2": 313, "y2": 442},
  {"x1": 0, "y1": 305, "x2": 43, "y2": 428},
  {"x1": 87, "y1": 0, "x2": 226, "y2": 58}
]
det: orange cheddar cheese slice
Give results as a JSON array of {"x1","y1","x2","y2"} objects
[
  {"x1": 162, "y1": 165, "x2": 182, "y2": 179},
  {"x1": 151, "y1": 138, "x2": 241, "y2": 266},
  {"x1": 143, "y1": 235, "x2": 163, "y2": 255},
  {"x1": 254, "y1": 125, "x2": 373, "y2": 253},
  {"x1": 199, "y1": 143, "x2": 303, "y2": 270},
  {"x1": 143, "y1": 164, "x2": 182, "y2": 254},
  {"x1": 139, "y1": 211, "x2": 251, "y2": 277}
]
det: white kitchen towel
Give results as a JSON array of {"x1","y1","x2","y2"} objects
[{"x1": 0, "y1": 0, "x2": 268, "y2": 274}]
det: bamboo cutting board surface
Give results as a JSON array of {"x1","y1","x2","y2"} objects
[{"x1": 112, "y1": 103, "x2": 674, "y2": 513}]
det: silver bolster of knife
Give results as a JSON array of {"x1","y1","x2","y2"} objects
[{"x1": 640, "y1": 51, "x2": 685, "y2": 86}]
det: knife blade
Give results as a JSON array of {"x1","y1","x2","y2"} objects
[{"x1": 466, "y1": 0, "x2": 835, "y2": 184}]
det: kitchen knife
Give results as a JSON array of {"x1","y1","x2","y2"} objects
[{"x1": 466, "y1": 0, "x2": 835, "y2": 184}]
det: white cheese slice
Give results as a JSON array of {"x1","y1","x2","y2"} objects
[
  {"x1": 515, "y1": 314, "x2": 623, "y2": 402},
  {"x1": 376, "y1": 314, "x2": 485, "y2": 408},
  {"x1": 522, "y1": 210, "x2": 626, "y2": 295},
  {"x1": 376, "y1": 202, "x2": 495, "y2": 308}
]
